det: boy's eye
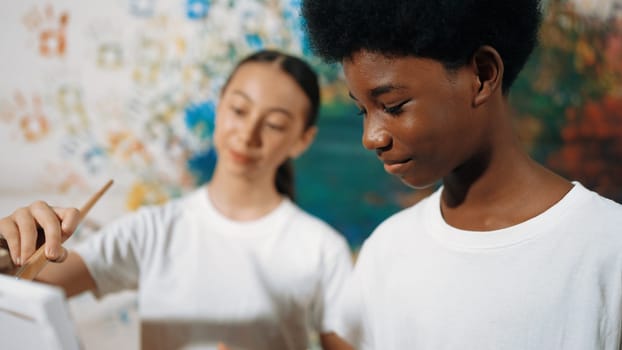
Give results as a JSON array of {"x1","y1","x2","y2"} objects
[
  {"x1": 356, "y1": 106, "x2": 367, "y2": 116},
  {"x1": 383, "y1": 100, "x2": 410, "y2": 116}
]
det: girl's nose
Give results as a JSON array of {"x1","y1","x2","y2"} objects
[{"x1": 238, "y1": 117, "x2": 262, "y2": 147}]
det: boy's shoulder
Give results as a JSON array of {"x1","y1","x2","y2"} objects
[
  {"x1": 572, "y1": 184, "x2": 622, "y2": 241},
  {"x1": 569, "y1": 183, "x2": 622, "y2": 224},
  {"x1": 363, "y1": 187, "x2": 441, "y2": 249},
  {"x1": 361, "y1": 183, "x2": 622, "y2": 254}
]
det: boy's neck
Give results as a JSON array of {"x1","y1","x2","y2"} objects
[
  {"x1": 441, "y1": 140, "x2": 572, "y2": 231},
  {"x1": 439, "y1": 105, "x2": 572, "y2": 231}
]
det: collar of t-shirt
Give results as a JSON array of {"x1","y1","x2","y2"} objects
[
  {"x1": 423, "y1": 181, "x2": 590, "y2": 250},
  {"x1": 191, "y1": 186, "x2": 296, "y2": 239}
]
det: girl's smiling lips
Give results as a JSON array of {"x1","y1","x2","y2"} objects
[{"x1": 229, "y1": 149, "x2": 256, "y2": 164}]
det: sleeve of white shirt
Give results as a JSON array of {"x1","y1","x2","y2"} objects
[
  {"x1": 331, "y1": 240, "x2": 374, "y2": 349},
  {"x1": 310, "y1": 233, "x2": 353, "y2": 334},
  {"x1": 72, "y1": 208, "x2": 150, "y2": 297}
]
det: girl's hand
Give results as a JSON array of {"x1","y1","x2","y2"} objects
[
  {"x1": 217, "y1": 342, "x2": 231, "y2": 350},
  {"x1": 0, "y1": 201, "x2": 80, "y2": 266}
]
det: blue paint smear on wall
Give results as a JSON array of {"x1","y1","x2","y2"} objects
[
  {"x1": 245, "y1": 33, "x2": 264, "y2": 51},
  {"x1": 184, "y1": 100, "x2": 215, "y2": 139},
  {"x1": 188, "y1": 147, "x2": 217, "y2": 186},
  {"x1": 186, "y1": 0, "x2": 210, "y2": 20},
  {"x1": 184, "y1": 100, "x2": 218, "y2": 185}
]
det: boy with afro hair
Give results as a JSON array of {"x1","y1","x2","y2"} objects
[{"x1": 302, "y1": 0, "x2": 622, "y2": 348}]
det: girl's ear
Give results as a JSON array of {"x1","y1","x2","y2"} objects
[
  {"x1": 289, "y1": 126, "x2": 318, "y2": 158},
  {"x1": 471, "y1": 45, "x2": 504, "y2": 107}
]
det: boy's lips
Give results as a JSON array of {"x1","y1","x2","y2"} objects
[{"x1": 382, "y1": 158, "x2": 413, "y2": 175}]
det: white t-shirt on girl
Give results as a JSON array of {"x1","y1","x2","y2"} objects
[{"x1": 74, "y1": 186, "x2": 352, "y2": 350}]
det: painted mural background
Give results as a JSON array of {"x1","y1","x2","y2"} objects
[
  {"x1": 2, "y1": 0, "x2": 621, "y2": 250},
  {"x1": 0, "y1": 0, "x2": 621, "y2": 348},
  {"x1": 512, "y1": 0, "x2": 622, "y2": 207}
]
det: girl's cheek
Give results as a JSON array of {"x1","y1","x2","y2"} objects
[{"x1": 220, "y1": 115, "x2": 239, "y2": 131}]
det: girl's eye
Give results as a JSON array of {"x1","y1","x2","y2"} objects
[
  {"x1": 264, "y1": 115, "x2": 288, "y2": 131},
  {"x1": 265, "y1": 123, "x2": 286, "y2": 131},
  {"x1": 383, "y1": 100, "x2": 410, "y2": 116},
  {"x1": 231, "y1": 106, "x2": 246, "y2": 116},
  {"x1": 356, "y1": 107, "x2": 367, "y2": 117}
]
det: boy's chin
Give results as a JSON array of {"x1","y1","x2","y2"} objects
[{"x1": 398, "y1": 175, "x2": 438, "y2": 190}]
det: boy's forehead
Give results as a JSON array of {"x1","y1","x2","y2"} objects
[
  {"x1": 343, "y1": 50, "x2": 398, "y2": 66},
  {"x1": 342, "y1": 51, "x2": 397, "y2": 82},
  {"x1": 342, "y1": 50, "x2": 443, "y2": 94},
  {"x1": 343, "y1": 50, "x2": 435, "y2": 78}
]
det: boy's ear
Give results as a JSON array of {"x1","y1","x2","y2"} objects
[
  {"x1": 471, "y1": 45, "x2": 504, "y2": 107},
  {"x1": 289, "y1": 126, "x2": 318, "y2": 158}
]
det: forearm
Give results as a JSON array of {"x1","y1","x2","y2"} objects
[
  {"x1": 36, "y1": 251, "x2": 97, "y2": 297},
  {"x1": 320, "y1": 332, "x2": 354, "y2": 350}
]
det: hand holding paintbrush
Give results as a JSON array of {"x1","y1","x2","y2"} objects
[{"x1": 0, "y1": 180, "x2": 113, "y2": 279}]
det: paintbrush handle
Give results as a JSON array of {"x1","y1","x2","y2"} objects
[{"x1": 14, "y1": 179, "x2": 114, "y2": 280}]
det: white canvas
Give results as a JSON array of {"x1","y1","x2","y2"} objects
[{"x1": 0, "y1": 274, "x2": 81, "y2": 350}]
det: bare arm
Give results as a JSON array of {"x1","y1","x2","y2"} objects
[
  {"x1": 37, "y1": 250, "x2": 97, "y2": 297},
  {"x1": 320, "y1": 332, "x2": 355, "y2": 350}
]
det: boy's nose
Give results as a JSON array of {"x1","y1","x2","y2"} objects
[{"x1": 362, "y1": 115, "x2": 391, "y2": 152}]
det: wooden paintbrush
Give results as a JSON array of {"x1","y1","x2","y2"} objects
[{"x1": 13, "y1": 179, "x2": 114, "y2": 280}]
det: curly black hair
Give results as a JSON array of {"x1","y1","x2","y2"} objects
[{"x1": 301, "y1": 0, "x2": 542, "y2": 93}]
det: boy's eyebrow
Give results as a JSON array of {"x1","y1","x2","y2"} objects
[
  {"x1": 348, "y1": 84, "x2": 407, "y2": 101},
  {"x1": 370, "y1": 84, "x2": 407, "y2": 98}
]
